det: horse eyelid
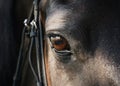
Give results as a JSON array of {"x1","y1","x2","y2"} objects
[{"x1": 53, "y1": 48, "x2": 72, "y2": 56}]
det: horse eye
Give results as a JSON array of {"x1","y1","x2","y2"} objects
[{"x1": 49, "y1": 35, "x2": 70, "y2": 51}]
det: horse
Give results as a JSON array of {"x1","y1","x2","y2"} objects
[
  {"x1": 0, "y1": 0, "x2": 120, "y2": 86},
  {"x1": 40, "y1": 0, "x2": 120, "y2": 86}
]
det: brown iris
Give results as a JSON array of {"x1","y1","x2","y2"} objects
[{"x1": 49, "y1": 35, "x2": 69, "y2": 51}]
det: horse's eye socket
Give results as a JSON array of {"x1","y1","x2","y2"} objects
[{"x1": 49, "y1": 35, "x2": 70, "y2": 51}]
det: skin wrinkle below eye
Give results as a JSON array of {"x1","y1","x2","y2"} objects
[{"x1": 45, "y1": 9, "x2": 69, "y2": 31}]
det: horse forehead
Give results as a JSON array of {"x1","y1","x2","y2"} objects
[
  {"x1": 45, "y1": 2, "x2": 81, "y2": 31},
  {"x1": 45, "y1": 9, "x2": 70, "y2": 31}
]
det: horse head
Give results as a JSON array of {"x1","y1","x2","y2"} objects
[{"x1": 40, "y1": 0, "x2": 120, "y2": 86}]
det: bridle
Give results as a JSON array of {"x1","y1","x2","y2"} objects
[{"x1": 12, "y1": 0, "x2": 47, "y2": 86}]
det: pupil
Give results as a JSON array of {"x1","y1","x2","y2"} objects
[{"x1": 54, "y1": 40, "x2": 64, "y2": 45}]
